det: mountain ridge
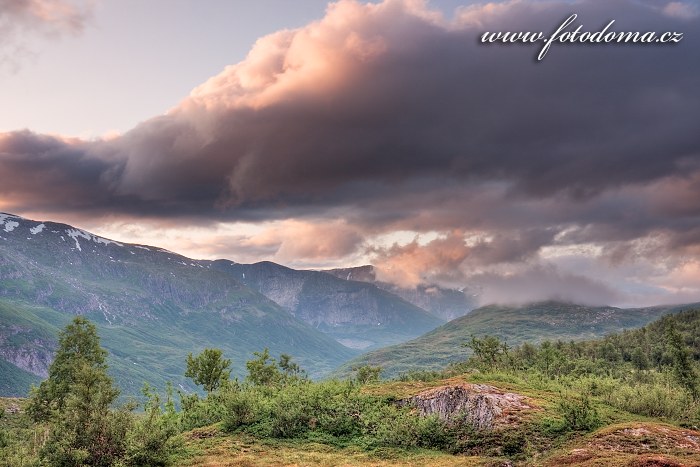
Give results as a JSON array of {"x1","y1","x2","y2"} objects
[
  {"x1": 325, "y1": 265, "x2": 477, "y2": 321},
  {"x1": 333, "y1": 300, "x2": 700, "y2": 379},
  {"x1": 0, "y1": 212, "x2": 357, "y2": 396},
  {"x1": 209, "y1": 260, "x2": 444, "y2": 350}
]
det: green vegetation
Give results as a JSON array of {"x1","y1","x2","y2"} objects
[
  {"x1": 0, "y1": 222, "x2": 359, "y2": 399},
  {"x1": 4, "y1": 309, "x2": 700, "y2": 466},
  {"x1": 2, "y1": 317, "x2": 181, "y2": 466},
  {"x1": 185, "y1": 349, "x2": 231, "y2": 394},
  {"x1": 335, "y1": 301, "x2": 699, "y2": 378}
]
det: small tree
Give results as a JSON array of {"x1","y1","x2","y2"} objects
[
  {"x1": 666, "y1": 324, "x2": 699, "y2": 399},
  {"x1": 278, "y1": 353, "x2": 308, "y2": 383},
  {"x1": 185, "y1": 348, "x2": 231, "y2": 394},
  {"x1": 246, "y1": 348, "x2": 281, "y2": 386},
  {"x1": 464, "y1": 335, "x2": 508, "y2": 370},
  {"x1": 28, "y1": 316, "x2": 110, "y2": 422},
  {"x1": 28, "y1": 317, "x2": 129, "y2": 466},
  {"x1": 354, "y1": 365, "x2": 382, "y2": 384}
]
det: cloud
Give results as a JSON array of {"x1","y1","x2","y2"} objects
[
  {"x1": 0, "y1": 0, "x2": 93, "y2": 71},
  {"x1": 1, "y1": 0, "x2": 699, "y2": 306},
  {"x1": 663, "y1": 1, "x2": 699, "y2": 19},
  {"x1": 470, "y1": 264, "x2": 623, "y2": 307},
  {"x1": 370, "y1": 232, "x2": 471, "y2": 288}
]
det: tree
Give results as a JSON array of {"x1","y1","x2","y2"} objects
[
  {"x1": 27, "y1": 316, "x2": 110, "y2": 422},
  {"x1": 666, "y1": 324, "x2": 699, "y2": 399},
  {"x1": 27, "y1": 317, "x2": 129, "y2": 466},
  {"x1": 278, "y1": 353, "x2": 306, "y2": 380},
  {"x1": 354, "y1": 365, "x2": 382, "y2": 384},
  {"x1": 464, "y1": 335, "x2": 508, "y2": 370},
  {"x1": 185, "y1": 348, "x2": 231, "y2": 393},
  {"x1": 246, "y1": 348, "x2": 281, "y2": 386}
]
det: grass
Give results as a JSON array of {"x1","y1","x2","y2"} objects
[{"x1": 176, "y1": 426, "x2": 496, "y2": 466}]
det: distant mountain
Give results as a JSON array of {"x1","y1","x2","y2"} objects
[
  {"x1": 0, "y1": 212, "x2": 357, "y2": 397},
  {"x1": 333, "y1": 301, "x2": 699, "y2": 379},
  {"x1": 325, "y1": 265, "x2": 477, "y2": 321},
  {"x1": 210, "y1": 261, "x2": 444, "y2": 350}
]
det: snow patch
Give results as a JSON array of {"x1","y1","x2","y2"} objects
[
  {"x1": 3, "y1": 220, "x2": 19, "y2": 232},
  {"x1": 94, "y1": 236, "x2": 123, "y2": 247},
  {"x1": 0, "y1": 213, "x2": 18, "y2": 225},
  {"x1": 134, "y1": 245, "x2": 150, "y2": 251},
  {"x1": 30, "y1": 224, "x2": 45, "y2": 235},
  {"x1": 66, "y1": 228, "x2": 91, "y2": 251},
  {"x1": 65, "y1": 228, "x2": 124, "y2": 251}
]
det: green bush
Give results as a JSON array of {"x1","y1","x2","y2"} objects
[
  {"x1": 124, "y1": 385, "x2": 181, "y2": 467},
  {"x1": 558, "y1": 391, "x2": 601, "y2": 432},
  {"x1": 221, "y1": 386, "x2": 268, "y2": 432},
  {"x1": 608, "y1": 383, "x2": 692, "y2": 419}
]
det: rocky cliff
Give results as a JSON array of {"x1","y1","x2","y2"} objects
[{"x1": 326, "y1": 265, "x2": 477, "y2": 321}]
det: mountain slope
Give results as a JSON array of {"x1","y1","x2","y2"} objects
[
  {"x1": 210, "y1": 260, "x2": 444, "y2": 350},
  {"x1": 0, "y1": 212, "x2": 357, "y2": 397},
  {"x1": 326, "y1": 265, "x2": 477, "y2": 321},
  {"x1": 334, "y1": 301, "x2": 699, "y2": 378}
]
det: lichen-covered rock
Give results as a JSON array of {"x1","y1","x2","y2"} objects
[{"x1": 402, "y1": 383, "x2": 535, "y2": 430}]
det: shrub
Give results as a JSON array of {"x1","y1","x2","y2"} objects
[
  {"x1": 558, "y1": 391, "x2": 601, "y2": 432},
  {"x1": 124, "y1": 384, "x2": 181, "y2": 467},
  {"x1": 221, "y1": 387, "x2": 268, "y2": 432}
]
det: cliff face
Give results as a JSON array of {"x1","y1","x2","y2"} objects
[
  {"x1": 0, "y1": 324, "x2": 54, "y2": 377},
  {"x1": 403, "y1": 384, "x2": 536, "y2": 430},
  {"x1": 212, "y1": 261, "x2": 444, "y2": 350},
  {"x1": 326, "y1": 265, "x2": 477, "y2": 321},
  {"x1": 0, "y1": 212, "x2": 358, "y2": 397}
]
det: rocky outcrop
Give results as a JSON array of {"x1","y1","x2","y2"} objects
[{"x1": 402, "y1": 383, "x2": 536, "y2": 430}]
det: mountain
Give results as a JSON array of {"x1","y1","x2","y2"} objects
[
  {"x1": 0, "y1": 212, "x2": 357, "y2": 397},
  {"x1": 209, "y1": 260, "x2": 444, "y2": 350},
  {"x1": 334, "y1": 301, "x2": 699, "y2": 379},
  {"x1": 325, "y1": 265, "x2": 477, "y2": 321}
]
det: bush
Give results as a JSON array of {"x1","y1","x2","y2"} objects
[
  {"x1": 608, "y1": 383, "x2": 693, "y2": 419},
  {"x1": 124, "y1": 384, "x2": 181, "y2": 466},
  {"x1": 558, "y1": 391, "x2": 601, "y2": 432},
  {"x1": 221, "y1": 386, "x2": 268, "y2": 432}
]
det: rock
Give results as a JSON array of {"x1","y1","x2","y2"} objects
[
  {"x1": 401, "y1": 383, "x2": 535, "y2": 430},
  {"x1": 5, "y1": 403, "x2": 21, "y2": 414}
]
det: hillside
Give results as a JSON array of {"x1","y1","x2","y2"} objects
[
  {"x1": 211, "y1": 260, "x2": 444, "y2": 349},
  {"x1": 0, "y1": 212, "x2": 357, "y2": 397},
  {"x1": 4, "y1": 301, "x2": 700, "y2": 466},
  {"x1": 326, "y1": 265, "x2": 477, "y2": 321},
  {"x1": 335, "y1": 301, "x2": 699, "y2": 378}
]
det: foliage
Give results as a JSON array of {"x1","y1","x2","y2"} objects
[
  {"x1": 463, "y1": 335, "x2": 509, "y2": 371},
  {"x1": 39, "y1": 351, "x2": 128, "y2": 466},
  {"x1": 557, "y1": 391, "x2": 602, "y2": 432},
  {"x1": 354, "y1": 365, "x2": 382, "y2": 384},
  {"x1": 124, "y1": 384, "x2": 182, "y2": 466},
  {"x1": 246, "y1": 348, "x2": 281, "y2": 387},
  {"x1": 185, "y1": 348, "x2": 231, "y2": 393},
  {"x1": 27, "y1": 316, "x2": 109, "y2": 422},
  {"x1": 19, "y1": 317, "x2": 180, "y2": 466}
]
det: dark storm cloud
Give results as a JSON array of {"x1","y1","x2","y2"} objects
[{"x1": 2, "y1": 0, "x2": 700, "y2": 274}]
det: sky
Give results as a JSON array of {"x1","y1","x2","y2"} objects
[{"x1": 1, "y1": 0, "x2": 700, "y2": 307}]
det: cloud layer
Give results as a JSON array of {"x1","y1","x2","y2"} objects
[
  {"x1": 1, "y1": 0, "x2": 699, "y2": 305},
  {"x1": 0, "y1": 0, "x2": 93, "y2": 71}
]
